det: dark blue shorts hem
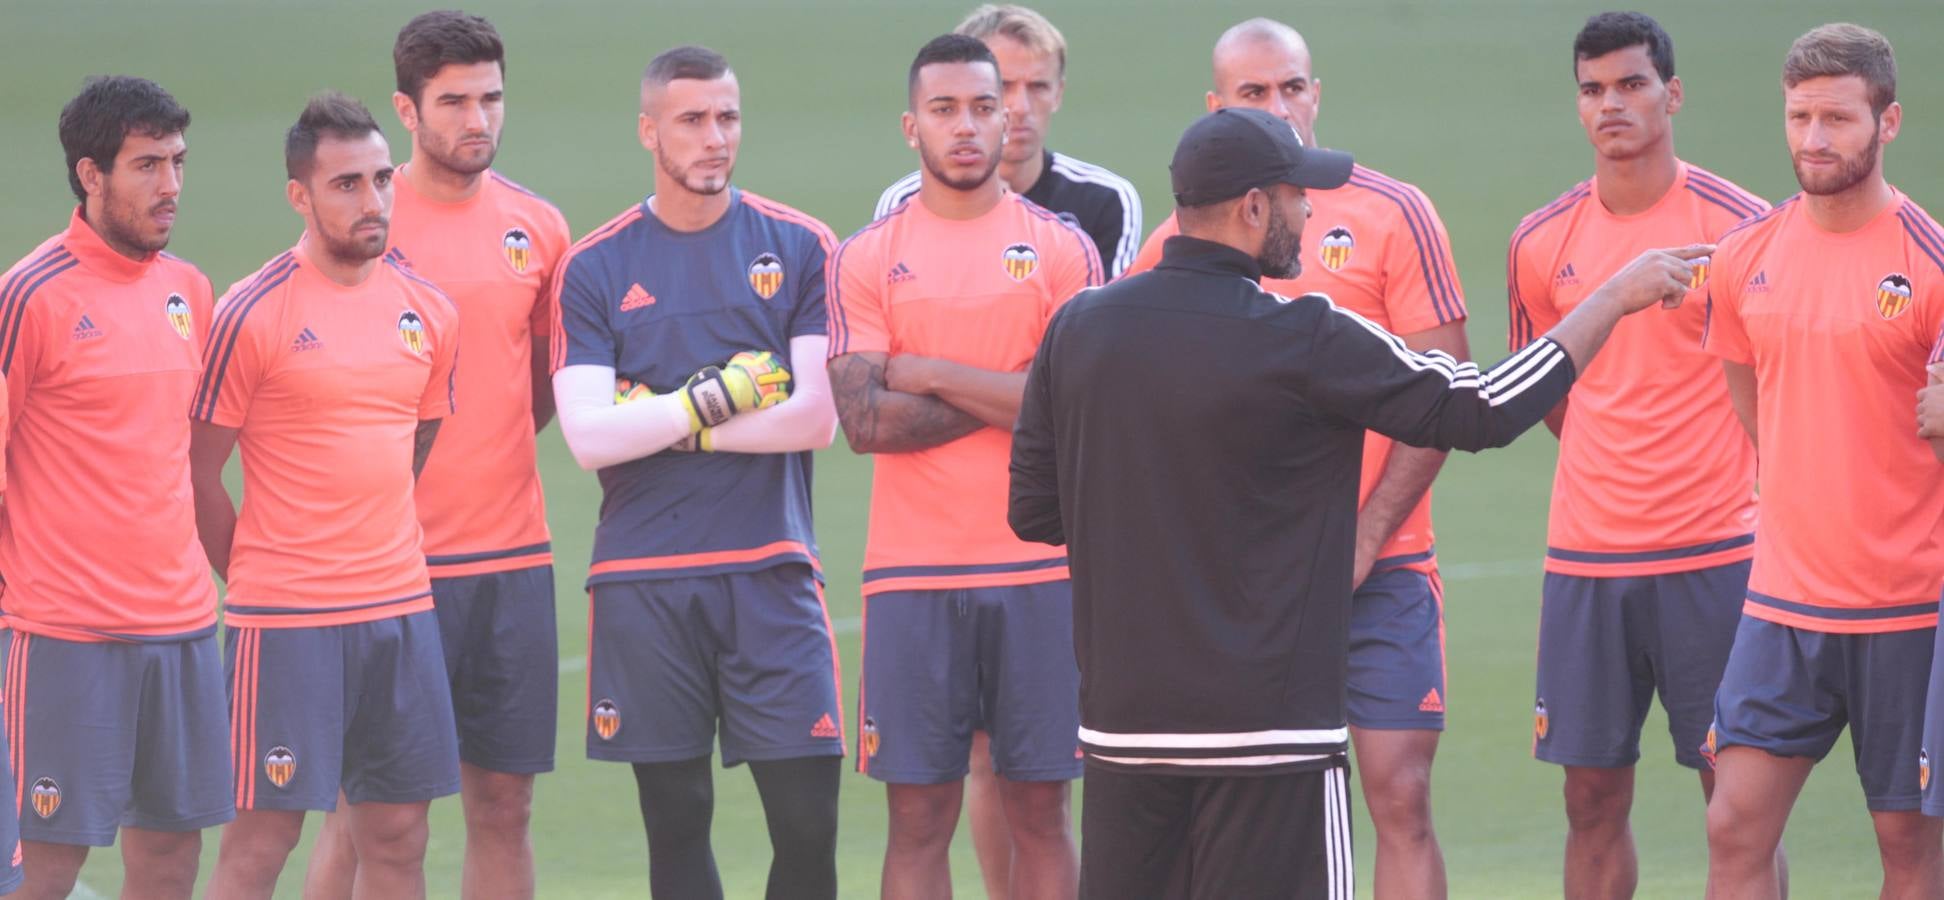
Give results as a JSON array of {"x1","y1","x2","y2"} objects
[
  {"x1": 124, "y1": 806, "x2": 236, "y2": 833},
  {"x1": 1347, "y1": 716, "x2": 1445, "y2": 732},
  {"x1": 588, "y1": 745, "x2": 714, "y2": 765},
  {"x1": 19, "y1": 825, "x2": 117, "y2": 848},
  {"x1": 1868, "y1": 793, "x2": 1922, "y2": 813},
  {"x1": 723, "y1": 741, "x2": 845, "y2": 767},
  {"x1": 1533, "y1": 748, "x2": 1642, "y2": 769},
  {"x1": 863, "y1": 765, "x2": 971, "y2": 785},
  {"x1": 993, "y1": 762, "x2": 1082, "y2": 783},
  {"x1": 458, "y1": 752, "x2": 555, "y2": 776},
  {"x1": 343, "y1": 777, "x2": 461, "y2": 807}
]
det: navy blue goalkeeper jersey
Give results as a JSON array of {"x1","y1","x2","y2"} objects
[{"x1": 551, "y1": 188, "x2": 834, "y2": 585}]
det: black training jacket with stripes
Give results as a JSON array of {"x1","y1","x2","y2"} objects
[{"x1": 1008, "y1": 235, "x2": 1575, "y2": 774}]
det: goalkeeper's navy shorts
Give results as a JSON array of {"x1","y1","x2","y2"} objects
[
  {"x1": 857, "y1": 580, "x2": 1082, "y2": 784},
  {"x1": 584, "y1": 563, "x2": 844, "y2": 766}
]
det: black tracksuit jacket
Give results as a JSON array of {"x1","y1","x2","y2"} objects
[{"x1": 1008, "y1": 235, "x2": 1578, "y2": 774}]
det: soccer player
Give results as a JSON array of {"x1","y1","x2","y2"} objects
[
  {"x1": 301, "y1": 13, "x2": 572, "y2": 900},
  {"x1": 192, "y1": 92, "x2": 462, "y2": 900},
  {"x1": 0, "y1": 75, "x2": 222, "y2": 900},
  {"x1": 870, "y1": 7, "x2": 1135, "y2": 891},
  {"x1": 1123, "y1": 19, "x2": 1468, "y2": 896},
  {"x1": 1703, "y1": 24, "x2": 1944, "y2": 898},
  {"x1": 550, "y1": 46, "x2": 843, "y2": 900},
  {"x1": 1505, "y1": 14, "x2": 1769, "y2": 897},
  {"x1": 829, "y1": 34, "x2": 1102, "y2": 899},
  {"x1": 872, "y1": 5, "x2": 1140, "y2": 282}
]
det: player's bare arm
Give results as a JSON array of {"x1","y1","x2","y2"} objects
[
  {"x1": 189, "y1": 421, "x2": 241, "y2": 580},
  {"x1": 1352, "y1": 320, "x2": 1470, "y2": 587},
  {"x1": 413, "y1": 418, "x2": 443, "y2": 478},
  {"x1": 828, "y1": 350, "x2": 982, "y2": 453},
  {"x1": 1542, "y1": 398, "x2": 1568, "y2": 438},
  {"x1": 1722, "y1": 360, "x2": 1758, "y2": 447},
  {"x1": 530, "y1": 334, "x2": 556, "y2": 432},
  {"x1": 884, "y1": 353, "x2": 1027, "y2": 430},
  {"x1": 1917, "y1": 363, "x2": 1944, "y2": 461}
]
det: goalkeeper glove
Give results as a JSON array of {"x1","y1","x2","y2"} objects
[{"x1": 678, "y1": 351, "x2": 792, "y2": 431}]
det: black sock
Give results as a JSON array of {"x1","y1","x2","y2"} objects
[
  {"x1": 748, "y1": 755, "x2": 841, "y2": 900},
  {"x1": 633, "y1": 756, "x2": 723, "y2": 900}
]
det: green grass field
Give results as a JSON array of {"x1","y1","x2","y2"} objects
[{"x1": 3, "y1": 0, "x2": 1941, "y2": 895}]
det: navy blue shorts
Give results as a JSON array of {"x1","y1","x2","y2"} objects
[
  {"x1": 225, "y1": 611, "x2": 461, "y2": 811},
  {"x1": 1348, "y1": 567, "x2": 1446, "y2": 731},
  {"x1": 433, "y1": 566, "x2": 558, "y2": 774},
  {"x1": 586, "y1": 564, "x2": 843, "y2": 766},
  {"x1": 1, "y1": 630, "x2": 229, "y2": 850},
  {"x1": 858, "y1": 580, "x2": 1082, "y2": 784},
  {"x1": 1710, "y1": 615, "x2": 1932, "y2": 811},
  {"x1": 1533, "y1": 561, "x2": 1747, "y2": 769}
]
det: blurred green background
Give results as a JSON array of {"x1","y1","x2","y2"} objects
[{"x1": 2, "y1": 0, "x2": 1939, "y2": 896}]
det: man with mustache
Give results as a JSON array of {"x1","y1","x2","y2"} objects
[
  {"x1": 191, "y1": 92, "x2": 462, "y2": 900},
  {"x1": 1505, "y1": 14, "x2": 1769, "y2": 898},
  {"x1": 302, "y1": 13, "x2": 573, "y2": 900},
  {"x1": 873, "y1": 5, "x2": 1142, "y2": 280},
  {"x1": 1124, "y1": 19, "x2": 1471, "y2": 896},
  {"x1": 549, "y1": 45, "x2": 844, "y2": 899},
  {"x1": 0, "y1": 75, "x2": 225, "y2": 900},
  {"x1": 1702, "y1": 23, "x2": 1944, "y2": 899},
  {"x1": 829, "y1": 33, "x2": 1101, "y2": 899}
]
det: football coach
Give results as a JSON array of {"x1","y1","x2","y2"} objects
[{"x1": 1007, "y1": 106, "x2": 1709, "y2": 900}]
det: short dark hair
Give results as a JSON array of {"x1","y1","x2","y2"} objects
[
  {"x1": 58, "y1": 76, "x2": 191, "y2": 205},
  {"x1": 643, "y1": 45, "x2": 731, "y2": 89},
  {"x1": 284, "y1": 91, "x2": 383, "y2": 183},
  {"x1": 908, "y1": 33, "x2": 999, "y2": 104},
  {"x1": 393, "y1": 10, "x2": 505, "y2": 105},
  {"x1": 1785, "y1": 23, "x2": 1896, "y2": 117},
  {"x1": 1573, "y1": 12, "x2": 1675, "y2": 83}
]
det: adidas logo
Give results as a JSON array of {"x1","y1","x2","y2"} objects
[
  {"x1": 810, "y1": 713, "x2": 840, "y2": 740},
  {"x1": 1747, "y1": 270, "x2": 1770, "y2": 293},
  {"x1": 620, "y1": 283, "x2": 657, "y2": 311},
  {"x1": 887, "y1": 261, "x2": 916, "y2": 284},
  {"x1": 1419, "y1": 688, "x2": 1445, "y2": 714},
  {"x1": 291, "y1": 327, "x2": 323, "y2": 352},
  {"x1": 1555, "y1": 263, "x2": 1580, "y2": 287},
  {"x1": 70, "y1": 314, "x2": 102, "y2": 341}
]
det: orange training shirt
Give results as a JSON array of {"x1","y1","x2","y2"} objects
[
  {"x1": 389, "y1": 169, "x2": 568, "y2": 578},
  {"x1": 192, "y1": 243, "x2": 459, "y2": 628}
]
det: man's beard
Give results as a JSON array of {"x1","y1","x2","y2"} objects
[
  {"x1": 660, "y1": 153, "x2": 733, "y2": 196},
  {"x1": 918, "y1": 137, "x2": 1002, "y2": 192},
  {"x1": 1258, "y1": 202, "x2": 1303, "y2": 279},
  {"x1": 1793, "y1": 130, "x2": 1881, "y2": 196},
  {"x1": 100, "y1": 183, "x2": 172, "y2": 254},
  {"x1": 318, "y1": 216, "x2": 389, "y2": 265},
  {"x1": 422, "y1": 128, "x2": 497, "y2": 178}
]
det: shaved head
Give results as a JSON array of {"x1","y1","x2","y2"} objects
[
  {"x1": 1212, "y1": 17, "x2": 1309, "y2": 87},
  {"x1": 1207, "y1": 18, "x2": 1320, "y2": 145}
]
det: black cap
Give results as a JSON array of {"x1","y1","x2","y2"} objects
[{"x1": 1169, "y1": 107, "x2": 1354, "y2": 207}]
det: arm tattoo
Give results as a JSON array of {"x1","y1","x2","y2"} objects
[
  {"x1": 828, "y1": 353, "x2": 982, "y2": 454},
  {"x1": 413, "y1": 418, "x2": 443, "y2": 479}
]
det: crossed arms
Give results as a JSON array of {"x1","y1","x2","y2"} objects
[{"x1": 826, "y1": 350, "x2": 1024, "y2": 454}]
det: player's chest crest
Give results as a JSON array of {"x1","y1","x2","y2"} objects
[
  {"x1": 282, "y1": 308, "x2": 434, "y2": 365},
  {"x1": 56, "y1": 291, "x2": 200, "y2": 376},
  {"x1": 1317, "y1": 225, "x2": 1356, "y2": 272}
]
